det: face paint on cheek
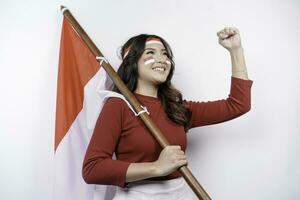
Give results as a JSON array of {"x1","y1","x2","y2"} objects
[
  {"x1": 144, "y1": 57, "x2": 155, "y2": 65},
  {"x1": 165, "y1": 58, "x2": 171, "y2": 65}
]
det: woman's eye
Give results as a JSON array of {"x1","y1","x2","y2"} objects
[{"x1": 146, "y1": 51, "x2": 168, "y2": 56}]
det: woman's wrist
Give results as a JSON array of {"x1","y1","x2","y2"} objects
[
  {"x1": 229, "y1": 46, "x2": 244, "y2": 54},
  {"x1": 152, "y1": 161, "x2": 161, "y2": 177},
  {"x1": 229, "y1": 46, "x2": 249, "y2": 79},
  {"x1": 125, "y1": 162, "x2": 161, "y2": 183}
]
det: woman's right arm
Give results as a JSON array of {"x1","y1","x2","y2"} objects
[
  {"x1": 82, "y1": 98, "x2": 131, "y2": 188},
  {"x1": 125, "y1": 162, "x2": 159, "y2": 182},
  {"x1": 126, "y1": 145, "x2": 187, "y2": 183}
]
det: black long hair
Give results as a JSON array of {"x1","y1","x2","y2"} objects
[{"x1": 112, "y1": 34, "x2": 192, "y2": 132}]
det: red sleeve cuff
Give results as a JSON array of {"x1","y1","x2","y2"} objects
[
  {"x1": 231, "y1": 76, "x2": 253, "y2": 86},
  {"x1": 116, "y1": 160, "x2": 131, "y2": 188}
]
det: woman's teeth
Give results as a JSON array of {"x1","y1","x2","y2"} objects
[{"x1": 153, "y1": 67, "x2": 165, "y2": 71}]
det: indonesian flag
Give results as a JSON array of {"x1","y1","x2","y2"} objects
[{"x1": 54, "y1": 16, "x2": 131, "y2": 200}]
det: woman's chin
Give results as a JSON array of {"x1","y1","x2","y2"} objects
[{"x1": 153, "y1": 78, "x2": 167, "y2": 85}]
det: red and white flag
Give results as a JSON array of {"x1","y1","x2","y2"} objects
[{"x1": 54, "y1": 16, "x2": 131, "y2": 200}]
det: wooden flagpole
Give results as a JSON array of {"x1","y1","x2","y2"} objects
[{"x1": 60, "y1": 5, "x2": 212, "y2": 200}]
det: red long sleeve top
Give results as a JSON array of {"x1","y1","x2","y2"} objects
[{"x1": 82, "y1": 76, "x2": 253, "y2": 188}]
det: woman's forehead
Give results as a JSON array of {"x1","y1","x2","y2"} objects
[{"x1": 144, "y1": 43, "x2": 166, "y2": 51}]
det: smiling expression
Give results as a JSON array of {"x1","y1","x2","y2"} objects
[{"x1": 136, "y1": 39, "x2": 172, "y2": 86}]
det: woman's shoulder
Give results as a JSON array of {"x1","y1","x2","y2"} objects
[
  {"x1": 99, "y1": 97, "x2": 127, "y2": 120},
  {"x1": 105, "y1": 97, "x2": 127, "y2": 108}
]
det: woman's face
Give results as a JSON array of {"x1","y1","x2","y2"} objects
[{"x1": 136, "y1": 42, "x2": 171, "y2": 86}]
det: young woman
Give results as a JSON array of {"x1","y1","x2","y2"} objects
[{"x1": 82, "y1": 27, "x2": 253, "y2": 200}]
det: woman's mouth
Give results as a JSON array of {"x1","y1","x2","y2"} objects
[{"x1": 152, "y1": 67, "x2": 166, "y2": 72}]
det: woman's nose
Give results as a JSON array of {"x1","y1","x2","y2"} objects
[{"x1": 155, "y1": 54, "x2": 166, "y2": 63}]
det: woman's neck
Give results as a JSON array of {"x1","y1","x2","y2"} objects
[{"x1": 134, "y1": 84, "x2": 158, "y2": 98}]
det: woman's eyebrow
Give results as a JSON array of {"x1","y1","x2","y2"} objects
[{"x1": 145, "y1": 48, "x2": 167, "y2": 52}]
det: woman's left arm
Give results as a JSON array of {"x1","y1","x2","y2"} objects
[
  {"x1": 230, "y1": 47, "x2": 248, "y2": 80},
  {"x1": 184, "y1": 27, "x2": 253, "y2": 130},
  {"x1": 184, "y1": 76, "x2": 253, "y2": 129},
  {"x1": 217, "y1": 27, "x2": 249, "y2": 80}
]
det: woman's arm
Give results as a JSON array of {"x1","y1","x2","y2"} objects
[
  {"x1": 82, "y1": 98, "x2": 131, "y2": 188},
  {"x1": 179, "y1": 27, "x2": 253, "y2": 129},
  {"x1": 125, "y1": 162, "x2": 158, "y2": 183},
  {"x1": 217, "y1": 26, "x2": 249, "y2": 80},
  {"x1": 184, "y1": 76, "x2": 253, "y2": 129},
  {"x1": 82, "y1": 98, "x2": 162, "y2": 187},
  {"x1": 230, "y1": 47, "x2": 249, "y2": 80},
  {"x1": 126, "y1": 145, "x2": 188, "y2": 183}
]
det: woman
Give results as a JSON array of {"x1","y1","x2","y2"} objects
[{"x1": 82, "y1": 27, "x2": 253, "y2": 200}]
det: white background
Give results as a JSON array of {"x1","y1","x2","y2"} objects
[{"x1": 0, "y1": 0, "x2": 299, "y2": 199}]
